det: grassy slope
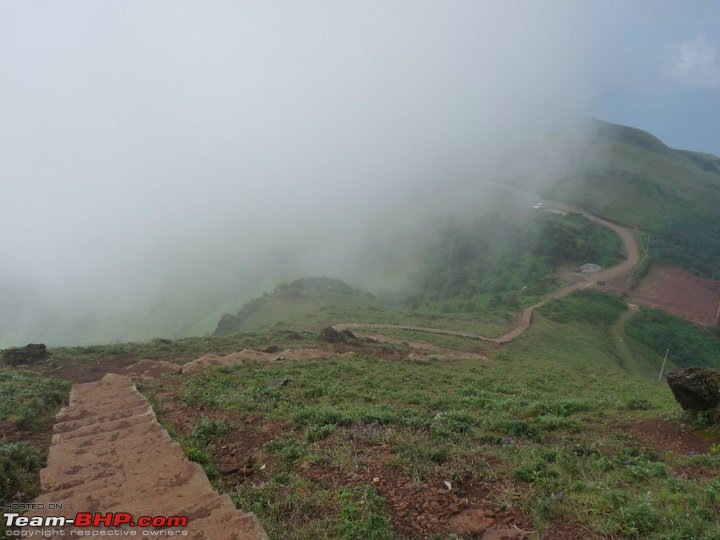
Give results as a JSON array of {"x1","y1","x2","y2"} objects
[
  {"x1": 214, "y1": 211, "x2": 623, "y2": 338},
  {"x1": 10, "y1": 288, "x2": 718, "y2": 538},
  {"x1": 0, "y1": 368, "x2": 70, "y2": 505},
  {"x1": 139, "y1": 295, "x2": 720, "y2": 539},
  {"x1": 214, "y1": 276, "x2": 515, "y2": 338},
  {"x1": 545, "y1": 120, "x2": 720, "y2": 278}
]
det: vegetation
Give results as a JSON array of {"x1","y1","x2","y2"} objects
[
  {"x1": 0, "y1": 368, "x2": 71, "y2": 430},
  {"x1": 0, "y1": 440, "x2": 42, "y2": 502},
  {"x1": 5, "y1": 282, "x2": 719, "y2": 538},
  {"x1": 0, "y1": 368, "x2": 69, "y2": 510},
  {"x1": 216, "y1": 278, "x2": 378, "y2": 335},
  {"x1": 625, "y1": 308, "x2": 720, "y2": 369},
  {"x1": 181, "y1": 418, "x2": 231, "y2": 483},
  {"x1": 408, "y1": 210, "x2": 620, "y2": 312},
  {"x1": 539, "y1": 289, "x2": 627, "y2": 325},
  {"x1": 205, "y1": 276, "x2": 514, "y2": 339},
  {"x1": 139, "y1": 292, "x2": 720, "y2": 538},
  {"x1": 544, "y1": 120, "x2": 720, "y2": 279}
]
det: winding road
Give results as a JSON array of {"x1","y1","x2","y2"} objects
[{"x1": 335, "y1": 200, "x2": 639, "y2": 345}]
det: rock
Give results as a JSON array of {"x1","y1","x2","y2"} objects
[
  {"x1": 666, "y1": 367, "x2": 720, "y2": 411},
  {"x1": 341, "y1": 329, "x2": 357, "y2": 340},
  {"x1": 320, "y1": 327, "x2": 346, "y2": 343},
  {"x1": 320, "y1": 327, "x2": 357, "y2": 343},
  {"x1": 449, "y1": 508, "x2": 495, "y2": 536},
  {"x1": 268, "y1": 377, "x2": 291, "y2": 388},
  {"x1": 2, "y1": 343, "x2": 48, "y2": 366}
]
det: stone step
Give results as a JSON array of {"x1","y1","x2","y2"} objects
[{"x1": 31, "y1": 373, "x2": 267, "y2": 539}]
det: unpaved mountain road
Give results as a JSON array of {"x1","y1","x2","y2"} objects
[
  {"x1": 27, "y1": 373, "x2": 267, "y2": 539},
  {"x1": 335, "y1": 200, "x2": 640, "y2": 345}
]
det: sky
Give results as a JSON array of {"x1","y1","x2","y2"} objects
[
  {"x1": 588, "y1": 3, "x2": 720, "y2": 154},
  {"x1": 1, "y1": 1, "x2": 719, "y2": 346}
]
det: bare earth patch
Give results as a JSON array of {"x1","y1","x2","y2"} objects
[{"x1": 604, "y1": 263, "x2": 720, "y2": 326}]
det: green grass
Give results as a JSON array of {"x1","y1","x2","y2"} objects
[
  {"x1": 5, "y1": 276, "x2": 716, "y2": 538},
  {"x1": 141, "y1": 298, "x2": 720, "y2": 538},
  {"x1": 363, "y1": 328, "x2": 494, "y2": 349},
  {"x1": 544, "y1": 120, "x2": 720, "y2": 278},
  {"x1": 0, "y1": 368, "x2": 70, "y2": 511},
  {"x1": 207, "y1": 276, "x2": 518, "y2": 339},
  {"x1": 409, "y1": 210, "x2": 620, "y2": 311},
  {"x1": 538, "y1": 289, "x2": 627, "y2": 325},
  {"x1": 0, "y1": 439, "x2": 43, "y2": 503},
  {"x1": 0, "y1": 368, "x2": 71, "y2": 430},
  {"x1": 210, "y1": 211, "x2": 624, "y2": 341},
  {"x1": 625, "y1": 308, "x2": 720, "y2": 369}
]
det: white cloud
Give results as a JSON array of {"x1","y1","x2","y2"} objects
[{"x1": 665, "y1": 33, "x2": 720, "y2": 88}]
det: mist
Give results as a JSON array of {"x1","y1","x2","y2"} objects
[{"x1": 0, "y1": 2, "x2": 640, "y2": 346}]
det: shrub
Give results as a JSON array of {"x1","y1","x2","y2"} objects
[
  {"x1": 0, "y1": 439, "x2": 42, "y2": 501},
  {"x1": 539, "y1": 289, "x2": 626, "y2": 325}
]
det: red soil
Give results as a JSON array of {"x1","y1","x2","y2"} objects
[{"x1": 604, "y1": 263, "x2": 720, "y2": 327}]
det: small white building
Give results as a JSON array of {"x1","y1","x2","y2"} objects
[{"x1": 579, "y1": 263, "x2": 602, "y2": 274}]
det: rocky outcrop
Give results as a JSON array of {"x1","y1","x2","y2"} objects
[
  {"x1": 320, "y1": 326, "x2": 356, "y2": 343},
  {"x1": 666, "y1": 367, "x2": 720, "y2": 411},
  {"x1": 2, "y1": 343, "x2": 48, "y2": 365}
]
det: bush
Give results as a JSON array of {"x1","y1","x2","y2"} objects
[
  {"x1": 0, "y1": 369, "x2": 70, "y2": 430},
  {"x1": 539, "y1": 289, "x2": 627, "y2": 325},
  {"x1": 625, "y1": 308, "x2": 720, "y2": 369},
  {"x1": 0, "y1": 439, "x2": 42, "y2": 502}
]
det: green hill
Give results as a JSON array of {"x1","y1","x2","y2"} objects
[
  {"x1": 214, "y1": 276, "x2": 516, "y2": 338},
  {"x1": 545, "y1": 119, "x2": 720, "y2": 278},
  {"x1": 214, "y1": 277, "x2": 380, "y2": 335}
]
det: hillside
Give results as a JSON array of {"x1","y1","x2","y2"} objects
[
  {"x1": 544, "y1": 119, "x2": 720, "y2": 279},
  {"x1": 215, "y1": 211, "x2": 624, "y2": 336},
  {"x1": 7, "y1": 287, "x2": 720, "y2": 539},
  {"x1": 214, "y1": 276, "x2": 516, "y2": 338}
]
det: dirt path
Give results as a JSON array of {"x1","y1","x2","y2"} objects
[
  {"x1": 27, "y1": 373, "x2": 267, "y2": 539},
  {"x1": 336, "y1": 200, "x2": 640, "y2": 345}
]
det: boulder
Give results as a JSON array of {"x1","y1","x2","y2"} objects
[
  {"x1": 321, "y1": 327, "x2": 344, "y2": 342},
  {"x1": 666, "y1": 367, "x2": 720, "y2": 411},
  {"x1": 2, "y1": 343, "x2": 48, "y2": 366},
  {"x1": 320, "y1": 327, "x2": 357, "y2": 342},
  {"x1": 268, "y1": 377, "x2": 291, "y2": 388}
]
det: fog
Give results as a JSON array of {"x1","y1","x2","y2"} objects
[{"x1": 0, "y1": 2, "x2": 662, "y2": 346}]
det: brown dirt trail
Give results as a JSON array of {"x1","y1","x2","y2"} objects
[
  {"x1": 26, "y1": 373, "x2": 267, "y2": 539},
  {"x1": 335, "y1": 200, "x2": 640, "y2": 344}
]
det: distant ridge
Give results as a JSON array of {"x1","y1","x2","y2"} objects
[{"x1": 592, "y1": 119, "x2": 720, "y2": 175}]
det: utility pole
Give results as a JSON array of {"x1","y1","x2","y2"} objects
[{"x1": 658, "y1": 348, "x2": 669, "y2": 383}]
